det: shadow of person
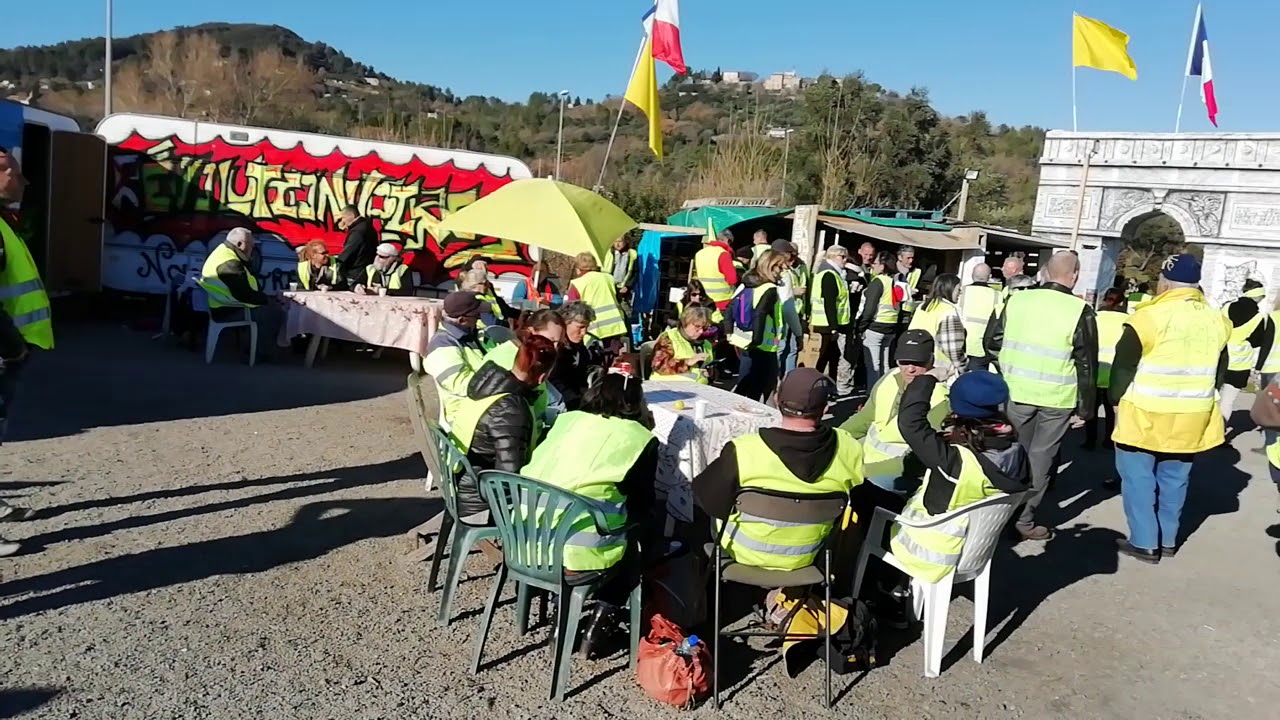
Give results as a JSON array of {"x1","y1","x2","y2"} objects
[
  {"x1": 1040, "y1": 430, "x2": 1121, "y2": 529},
  {"x1": 0, "y1": 495, "x2": 440, "y2": 621},
  {"x1": 0, "y1": 687, "x2": 62, "y2": 719},
  {"x1": 1177, "y1": 445, "x2": 1250, "y2": 547}
]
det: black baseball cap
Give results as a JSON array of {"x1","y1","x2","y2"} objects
[
  {"x1": 777, "y1": 368, "x2": 834, "y2": 418},
  {"x1": 895, "y1": 330, "x2": 935, "y2": 366},
  {"x1": 443, "y1": 291, "x2": 484, "y2": 320}
]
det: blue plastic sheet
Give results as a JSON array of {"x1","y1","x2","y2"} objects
[
  {"x1": 633, "y1": 229, "x2": 674, "y2": 315},
  {"x1": 0, "y1": 101, "x2": 22, "y2": 155}
]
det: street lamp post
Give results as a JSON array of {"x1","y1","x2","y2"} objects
[
  {"x1": 767, "y1": 127, "x2": 795, "y2": 205},
  {"x1": 555, "y1": 90, "x2": 570, "y2": 181},
  {"x1": 104, "y1": 0, "x2": 114, "y2": 117},
  {"x1": 957, "y1": 168, "x2": 980, "y2": 221}
]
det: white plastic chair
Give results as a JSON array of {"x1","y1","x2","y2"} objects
[
  {"x1": 851, "y1": 492, "x2": 1025, "y2": 678},
  {"x1": 205, "y1": 306, "x2": 258, "y2": 366}
]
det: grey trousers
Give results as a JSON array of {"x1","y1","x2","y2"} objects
[
  {"x1": 1006, "y1": 401, "x2": 1074, "y2": 529},
  {"x1": 862, "y1": 329, "x2": 895, "y2": 391},
  {"x1": 835, "y1": 332, "x2": 856, "y2": 396}
]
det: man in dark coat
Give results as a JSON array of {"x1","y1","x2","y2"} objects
[{"x1": 335, "y1": 205, "x2": 377, "y2": 284}]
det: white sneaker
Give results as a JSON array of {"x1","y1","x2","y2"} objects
[{"x1": 0, "y1": 505, "x2": 32, "y2": 522}]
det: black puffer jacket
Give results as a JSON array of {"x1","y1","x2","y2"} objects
[{"x1": 456, "y1": 361, "x2": 540, "y2": 517}]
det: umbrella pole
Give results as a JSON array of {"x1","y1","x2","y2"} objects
[{"x1": 595, "y1": 36, "x2": 649, "y2": 192}]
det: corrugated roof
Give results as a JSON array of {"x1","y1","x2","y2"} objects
[{"x1": 666, "y1": 205, "x2": 793, "y2": 232}]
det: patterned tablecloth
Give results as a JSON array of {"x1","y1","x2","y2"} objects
[
  {"x1": 644, "y1": 380, "x2": 781, "y2": 523},
  {"x1": 282, "y1": 292, "x2": 444, "y2": 356}
]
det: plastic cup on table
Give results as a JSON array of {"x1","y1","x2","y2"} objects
[
  {"x1": 288, "y1": 282, "x2": 299, "y2": 292},
  {"x1": 694, "y1": 399, "x2": 708, "y2": 422},
  {"x1": 378, "y1": 287, "x2": 388, "y2": 297}
]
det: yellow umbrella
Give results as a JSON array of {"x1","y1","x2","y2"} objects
[{"x1": 434, "y1": 178, "x2": 637, "y2": 264}]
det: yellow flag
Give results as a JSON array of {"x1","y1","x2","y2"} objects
[
  {"x1": 1072, "y1": 13, "x2": 1138, "y2": 80},
  {"x1": 623, "y1": 37, "x2": 664, "y2": 160}
]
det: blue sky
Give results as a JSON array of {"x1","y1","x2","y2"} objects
[{"x1": 3, "y1": 0, "x2": 1275, "y2": 132}]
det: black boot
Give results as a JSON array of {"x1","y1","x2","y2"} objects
[{"x1": 577, "y1": 603, "x2": 625, "y2": 659}]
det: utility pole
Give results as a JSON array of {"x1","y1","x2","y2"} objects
[
  {"x1": 104, "y1": 0, "x2": 114, "y2": 116},
  {"x1": 555, "y1": 90, "x2": 570, "y2": 181},
  {"x1": 957, "y1": 168, "x2": 979, "y2": 221},
  {"x1": 1069, "y1": 141, "x2": 1100, "y2": 251}
]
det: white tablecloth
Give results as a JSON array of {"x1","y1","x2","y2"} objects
[
  {"x1": 282, "y1": 292, "x2": 443, "y2": 355},
  {"x1": 644, "y1": 381, "x2": 781, "y2": 523}
]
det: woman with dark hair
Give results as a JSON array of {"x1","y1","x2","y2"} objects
[
  {"x1": 449, "y1": 335, "x2": 558, "y2": 521},
  {"x1": 907, "y1": 273, "x2": 966, "y2": 375},
  {"x1": 1087, "y1": 288, "x2": 1129, "y2": 463},
  {"x1": 676, "y1": 279, "x2": 717, "y2": 320},
  {"x1": 856, "y1": 250, "x2": 905, "y2": 387},
  {"x1": 521, "y1": 362, "x2": 659, "y2": 658}
]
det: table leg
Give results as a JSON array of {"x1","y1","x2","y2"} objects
[
  {"x1": 410, "y1": 351, "x2": 424, "y2": 374},
  {"x1": 304, "y1": 334, "x2": 323, "y2": 369}
]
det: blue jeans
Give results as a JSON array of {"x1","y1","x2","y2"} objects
[
  {"x1": 1116, "y1": 446, "x2": 1194, "y2": 551},
  {"x1": 780, "y1": 331, "x2": 800, "y2": 378}
]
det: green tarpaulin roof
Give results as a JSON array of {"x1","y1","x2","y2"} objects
[
  {"x1": 819, "y1": 209, "x2": 953, "y2": 231},
  {"x1": 666, "y1": 206, "x2": 793, "y2": 233}
]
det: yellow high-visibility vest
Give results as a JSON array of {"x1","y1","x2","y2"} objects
[
  {"x1": 1224, "y1": 301, "x2": 1263, "y2": 372},
  {"x1": 908, "y1": 299, "x2": 962, "y2": 365},
  {"x1": 651, "y1": 327, "x2": 712, "y2": 383},
  {"x1": 960, "y1": 284, "x2": 998, "y2": 358},
  {"x1": 1095, "y1": 310, "x2": 1128, "y2": 389},
  {"x1": 199, "y1": 243, "x2": 260, "y2": 310},
  {"x1": 570, "y1": 271, "x2": 627, "y2": 339},
  {"x1": 871, "y1": 274, "x2": 899, "y2": 325},
  {"x1": 1122, "y1": 292, "x2": 1230, "y2": 415},
  {"x1": 728, "y1": 283, "x2": 783, "y2": 353},
  {"x1": 364, "y1": 263, "x2": 408, "y2": 290},
  {"x1": 0, "y1": 217, "x2": 53, "y2": 350},
  {"x1": 602, "y1": 248, "x2": 638, "y2": 286},
  {"x1": 810, "y1": 268, "x2": 851, "y2": 329},
  {"x1": 694, "y1": 245, "x2": 733, "y2": 305},
  {"x1": 296, "y1": 258, "x2": 339, "y2": 290},
  {"x1": 998, "y1": 288, "x2": 1087, "y2": 409},
  {"x1": 1261, "y1": 310, "x2": 1280, "y2": 374},
  {"x1": 840, "y1": 369, "x2": 949, "y2": 487},
  {"x1": 898, "y1": 268, "x2": 922, "y2": 314}
]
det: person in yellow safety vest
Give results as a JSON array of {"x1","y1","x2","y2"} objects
[
  {"x1": 567, "y1": 252, "x2": 629, "y2": 354},
  {"x1": 960, "y1": 263, "x2": 1000, "y2": 372},
  {"x1": 693, "y1": 229, "x2": 740, "y2": 314},
  {"x1": 729, "y1": 250, "x2": 786, "y2": 402},
  {"x1": 448, "y1": 335, "x2": 558, "y2": 522},
  {"x1": 483, "y1": 309, "x2": 567, "y2": 427},
  {"x1": 353, "y1": 243, "x2": 412, "y2": 296},
  {"x1": 0, "y1": 148, "x2": 50, "y2": 554},
  {"x1": 812, "y1": 245, "x2": 853, "y2": 393},
  {"x1": 893, "y1": 246, "x2": 923, "y2": 323},
  {"x1": 602, "y1": 237, "x2": 638, "y2": 327},
  {"x1": 984, "y1": 251, "x2": 1098, "y2": 542},
  {"x1": 1253, "y1": 287, "x2": 1280, "y2": 508},
  {"x1": 694, "y1": 368, "x2": 865, "y2": 572},
  {"x1": 749, "y1": 229, "x2": 771, "y2": 268},
  {"x1": 770, "y1": 239, "x2": 808, "y2": 380},
  {"x1": 855, "y1": 250, "x2": 902, "y2": 390},
  {"x1": 1126, "y1": 282, "x2": 1154, "y2": 315},
  {"x1": 650, "y1": 305, "x2": 715, "y2": 382},
  {"x1": 841, "y1": 330, "x2": 951, "y2": 496},
  {"x1": 1107, "y1": 254, "x2": 1230, "y2": 562},
  {"x1": 296, "y1": 240, "x2": 344, "y2": 290},
  {"x1": 457, "y1": 269, "x2": 509, "y2": 337},
  {"x1": 199, "y1": 227, "x2": 283, "y2": 363},
  {"x1": 674, "y1": 280, "x2": 721, "y2": 325},
  {"x1": 1086, "y1": 289, "x2": 1129, "y2": 463},
  {"x1": 549, "y1": 302, "x2": 607, "y2": 411},
  {"x1": 908, "y1": 273, "x2": 967, "y2": 375},
  {"x1": 889, "y1": 370, "x2": 1030, "y2": 583},
  {"x1": 1219, "y1": 278, "x2": 1268, "y2": 426},
  {"x1": 521, "y1": 366, "x2": 660, "y2": 658},
  {"x1": 424, "y1": 292, "x2": 490, "y2": 425}
]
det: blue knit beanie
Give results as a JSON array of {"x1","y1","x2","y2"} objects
[{"x1": 949, "y1": 372, "x2": 1009, "y2": 419}]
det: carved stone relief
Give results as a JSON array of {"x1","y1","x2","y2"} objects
[
  {"x1": 1166, "y1": 192, "x2": 1224, "y2": 236},
  {"x1": 1099, "y1": 189, "x2": 1151, "y2": 230}
]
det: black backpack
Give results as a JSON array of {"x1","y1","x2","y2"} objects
[{"x1": 825, "y1": 599, "x2": 879, "y2": 675}]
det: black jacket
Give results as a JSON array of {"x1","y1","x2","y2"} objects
[
  {"x1": 550, "y1": 337, "x2": 605, "y2": 411},
  {"x1": 455, "y1": 361, "x2": 540, "y2": 517},
  {"x1": 694, "y1": 426, "x2": 842, "y2": 521},
  {"x1": 896, "y1": 376, "x2": 1030, "y2": 515},
  {"x1": 983, "y1": 282, "x2": 1099, "y2": 419},
  {"x1": 814, "y1": 261, "x2": 849, "y2": 334},
  {"x1": 212, "y1": 243, "x2": 269, "y2": 307},
  {"x1": 336, "y1": 217, "x2": 377, "y2": 279},
  {"x1": 855, "y1": 272, "x2": 896, "y2": 335},
  {"x1": 738, "y1": 273, "x2": 780, "y2": 348}
]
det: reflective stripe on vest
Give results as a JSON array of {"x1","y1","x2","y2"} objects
[
  {"x1": 719, "y1": 431, "x2": 862, "y2": 572},
  {"x1": 810, "y1": 268, "x2": 851, "y2": 329},
  {"x1": 997, "y1": 289, "x2": 1086, "y2": 409},
  {"x1": 199, "y1": 243, "x2": 261, "y2": 310},
  {"x1": 1263, "y1": 310, "x2": 1280, "y2": 373},
  {"x1": 871, "y1": 275, "x2": 898, "y2": 324},
  {"x1": 960, "y1": 285, "x2": 998, "y2": 358},
  {"x1": 729, "y1": 283, "x2": 784, "y2": 353},
  {"x1": 571, "y1": 272, "x2": 627, "y2": 339},
  {"x1": 296, "y1": 258, "x2": 338, "y2": 290},
  {"x1": 365, "y1": 263, "x2": 407, "y2": 290},
  {"x1": 449, "y1": 391, "x2": 538, "y2": 458},
  {"x1": 694, "y1": 246, "x2": 733, "y2": 303},
  {"x1": 1225, "y1": 308, "x2": 1263, "y2": 372},
  {"x1": 907, "y1": 299, "x2": 961, "y2": 364},
  {"x1": 899, "y1": 268, "x2": 922, "y2": 314},
  {"x1": 1095, "y1": 310, "x2": 1128, "y2": 389},
  {"x1": 1121, "y1": 293, "x2": 1228, "y2": 414},
  {"x1": 652, "y1": 327, "x2": 712, "y2": 382}
]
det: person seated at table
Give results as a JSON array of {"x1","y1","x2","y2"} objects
[
  {"x1": 296, "y1": 240, "x2": 343, "y2": 291},
  {"x1": 521, "y1": 362, "x2": 659, "y2": 657},
  {"x1": 650, "y1": 305, "x2": 714, "y2": 383},
  {"x1": 693, "y1": 368, "x2": 865, "y2": 572},
  {"x1": 424, "y1": 292, "x2": 489, "y2": 425},
  {"x1": 839, "y1": 330, "x2": 950, "y2": 500},
  {"x1": 566, "y1": 252, "x2": 630, "y2": 355},
  {"x1": 448, "y1": 335, "x2": 558, "y2": 521},
  {"x1": 511, "y1": 261, "x2": 561, "y2": 307},
  {"x1": 485, "y1": 309, "x2": 566, "y2": 428},
  {"x1": 353, "y1": 243, "x2": 412, "y2": 296},
  {"x1": 458, "y1": 269, "x2": 513, "y2": 329},
  {"x1": 550, "y1": 301, "x2": 607, "y2": 411},
  {"x1": 674, "y1": 279, "x2": 719, "y2": 323},
  {"x1": 198, "y1": 227, "x2": 282, "y2": 363}
]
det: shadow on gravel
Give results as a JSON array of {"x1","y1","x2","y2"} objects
[
  {"x1": 1178, "y1": 445, "x2": 1250, "y2": 548},
  {"x1": 0, "y1": 492, "x2": 440, "y2": 620},
  {"x1": 8, "y1": 323, "x2": 407, "y2": 443},
  {"x1": 0, "y1": 686, "x2": 62, "y2": 718}
]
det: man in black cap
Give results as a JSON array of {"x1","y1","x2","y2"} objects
[
  {"x1": 693, "y1": 368, "x2": 865, "y2": 571},
  {"x1": 423, "y1": 291, "x2": 489, "y2": 424}
]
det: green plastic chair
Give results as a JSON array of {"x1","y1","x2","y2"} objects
[
  {"x1": 424, "y1": 426, "x2": 500, "y2": 628},
  {"x1": 471, "y1": 470, "x2": 642, "y2": 702}
]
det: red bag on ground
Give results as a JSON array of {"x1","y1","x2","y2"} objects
[{"x1": 636, "y1": 614, "x2": 711, "y2": 709}]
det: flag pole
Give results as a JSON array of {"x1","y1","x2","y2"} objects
[
  {"x1": 1072, "y1": 65, "x2": 1078, "y2": 132},
  {"x1": 1175, "y1": 3, "x2": 1203, "y2": 132},
  {"x1": 1174, "y1": 76, "x2": 1189, "y2": 133},
  {"x1": 595, "y1": 37, "x2": 649, "y2": 192}
]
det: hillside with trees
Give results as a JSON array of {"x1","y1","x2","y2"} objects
[{"x1": 0, "y1": 24, "x2": 1045, "y2": 228}]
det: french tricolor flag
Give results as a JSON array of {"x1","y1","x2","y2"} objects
[
  {"x1": 1185, "y1": 4, "x2": 1219, "y2": 127},
  {"x1": 642, "y1": 0, "x2": 686, "y2": 75}
]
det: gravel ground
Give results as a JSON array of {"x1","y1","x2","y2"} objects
[{"x1": 1, "y1": 322, "x2": 1278, "y2": 719}]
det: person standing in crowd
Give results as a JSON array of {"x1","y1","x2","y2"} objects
[
  {"x1": 856, "y1": 250, "x2": 901, "y2": 389},
  {"x1": 694, "y1": 368, "x2": 864, "y2": 571},
  {"x1": 812, "y1": 245, "x2": 854, "y2": 394},
  {"x1": 550, "y1": 301, "x2": 605, "y2": 410},
  {"x1": 960, "y1": 263, "x2": 999, "y2": 372},
  {"x1": 773, "y1": 240, "x2": 807, "y2": 378},
  {"x1": 841, "y1": 330, "x2": 950, "y2": 498},
  {"x1": 198, "y1": 228, "x2": 282, "y2": 363},
  {"x1": 985, "y1": 251, "x2": 1097, "y2": 541},
  {"x1": 353, "y1": 243, "x2": 412, "y2": 296},
  {"x1": 296, "y1": 240, "x2": 343, "y2": 291},
  {"x1": 602, "y1": 236, "x2": 638, "y2": 320},
  {"x1": 1219, "y1": 278, "x2": 1267, "y2": 430},
  {"x1": 484, "y1": 309, "x2": 566, "y2": 427},
  {"x1": 510, "y1": 261, "x2": 559, "y2": 306},
  {"x1": 1109, "y1": 254, "x2": 1229, "y2": 563},
  {"x1": 1126, "y1": 282, "x2": 1153, "y2": 314},
  {"x1": 651, "y1": 305, "x2": 714, "y2": 382},
  {"x1": 1087, "y1": 289, "x2": 1128, "y2": 465},
  {"x1": 521, "y1": 366, "x2": 659, "y2": 657},
  {"x1": 729, "y1": 250, "x2": 786, "y2": 402},
  {"x1": 424, "y1": 292, "x2": 489, "y2": 424},
  {"x1": 335, "y1": 204, "x2": 377, "y2": 283},
  {"x1": 908, "y1": 273, "x2": 966, "y2": 376},
  {"x1": 566, "y1": 253, "x2": 629, "y2": 354},
  {"x1": 1252, "y1": 288, "x2": 1280, "y2": 481},
  {"x1": 0, "y1": 147, "x2": 50, "y2": 554},
  {"x1": 893, "y1": 246, "x2": 922, "y2": 327},
  {"x1": 1000, "y1": 253, "x2": 1026, "y2": 299},
  {"x1": 675, "y1": 279, "x2": 718, "y2": 321},
  {"x1": 693, "y1": 229, "x2": 739, "y2": 316},
  {"x1": 749, "y1": 229, "x2": 771, "y2": 267}
]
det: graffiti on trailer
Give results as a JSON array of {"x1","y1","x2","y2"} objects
[{"x1": 106, "y1": 132, "x2": 533, "y2": 284}]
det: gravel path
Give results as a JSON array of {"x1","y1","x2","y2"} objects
[{"x1": 1, "y1": 323, "x2": 1277, "y2": 719}]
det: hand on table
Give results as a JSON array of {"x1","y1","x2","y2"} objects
[
  {"x1": 353, "y1": 284, "x2": 370, "y2": 295},
  {"x1": 317, "y1": 284, "x2": 331, "y2": 292}
]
